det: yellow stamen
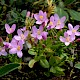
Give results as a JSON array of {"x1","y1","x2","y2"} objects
[
  {"x1": 50, "y1": 21, "x2": 53, "y2": 25},
  {"x1": 72, "y1": 29, "x2": 76, "y2": 33},
  {"x1": 39, "y1": 16, "x2": 43, "y2": 20},
  {"x1": 0, "y1": 48, "x2": 2, "y2": 51},
  {"x1": 10, "y1": 28, "x2": 12, "y2": 31},
  {"x1": 17, "y1": 46, "x2": 21, "y2": 50},
  {"x1": 21, "y1": 34, "x2": 25, "y2": 39},
  {"x1": 66, "y1": 37, "x2": 70, "y2": 42},
  {"x1": 57, "y1": 20, "x2": 61, "y2": 25},
  {"x1": 37, "y1": 30, "x2": 41, "y2": 35}
]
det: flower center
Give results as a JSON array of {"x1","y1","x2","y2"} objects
[
  {"x1": 57, "y1": 20, "x2": 61, "y2": 25},
  {"x1": 10, "y1": 28, "x2": 12, "y2": 31},
  {"x1": 0, "y1": 47, "x2": 2, "y2": 51},
  {"x1": 17, "y1": 46, "x2": 20, "y2": 50},
  {"x1": 39, "y1": 16, "x2": 43, "y2": 20},
  {"x1": 72, "y1": 29, "x2": 76, "y2": 33},
  {"x1": 21, "y1": 34, "x2": 25, "y2": 39},
  {"x1": 37, "y1": 30, "x2": 41, "y2": 35},
  {"x1": 66, "y1": 37, "x2": 70, "y2": 42},
  {"x1": 49, "y1": 21, "x2": 53, "y2": 25}
]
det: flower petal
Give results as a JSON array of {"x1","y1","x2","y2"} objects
[
  {"x1": 14, "y1": 35, "x2": 21, "y2": 40},
  {"x1": 18, "y1": 41, "x2": 23, "y2": 50},
  {"x1": 5, "y1": 24, "x2": 10, "y2": 34},
  {"x1": 11, "y1": 24, "x2": 16, "y2": 32},
  {"x1": 67, "y1": 30, "x2": 72, "y2": 35},
  {"x1": 70, "y1": 34, "x2": 75, "y2": 41},
  {"x1": 24, "y1": 30, "x2": 29, "y2": 38},
  {"x1": 2, "y1": 51, "x2": 7, "y2": 56},
  {"x1": 34, "y1": 14, "x2": 39, "y2": 20},
  {"x1": 60, "y1": 36, "x2": 65, "y2": 42},
  {"x1": 64, "y1": 32, "x2": 68, "y2": 37},
  {"x1": 75, "y1": 32, "x2": 80, "y2": 36},
  {"x1": 54, "y1": 14, "x2": 59, "y2": 21},
  {"x1": 50, "y1": 16, "x2": 54, "y2": 21},
  {"x1": 32, "y1": 26, "x2": 37, "y2": 33},
  {"x1": 39, "y1": 10, "x2": 43, "y2": 15},
  {"x1": 65, "y1": 42, "x2": 70, "y2": 46},
  {"x1": 9, "y1": 48, "x2": 17, "y2": 54},
  {"x1": 36, "y1": 21, "x2": 42, "y2": 24},
  {"x1": 37, "y1": 35, "x2": 42, "y2": 40},
  {"x1": 61, "y1": 16, "x2": 66, "y2": 22},
  {"x1": 74, "y1": 25, "x2": 79, "y2": 30},
  {"x1": 68, "y1": 23, "x2": 73, "y2": 30},
  {"x1": 31, "y1": 34, "x2": 36, "y2": 38},
  {"x1": 17, "y1": 29, "x2": 22, "y2": 36},
  {"x1": 42, "y1": 32, "x2": 48, "y2": 40},
  {"x1": 39, "y1": 25, "x2": 43, "y2": 32},
  {"x1": 17, "y1": 51, "x2": 23, "y2": 58}
]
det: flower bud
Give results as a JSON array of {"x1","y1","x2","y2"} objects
[
  {"x1": 31, "y1": 13, "x2": 34, "y2": 18},
  {"x1": 26, "y1": 11, "x2": 30, "y2": 17}
]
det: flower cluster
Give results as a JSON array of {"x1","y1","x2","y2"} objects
[
  {"x1": 60, "y1": 23, "x2": 80, "y2": 46},
  {"x1": 0, "y1": 10, "x2": 80, "y2": 58}
]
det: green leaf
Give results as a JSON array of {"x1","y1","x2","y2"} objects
[
  {"x1": 50, "y1": 66, "x2": 56, "y2": 73},
  {"x1": 11, "y1": 11, "x2": 18, "y2": 19},
  {"x1": 28, "y1": 49, "x2": 37, "y2": 55},
  {"x1": 74, "y1": 62, "x2": 80, "y2": 69},
  {"x1": 54, "y1": 66, "x2": 65, "y2": 76},
  {"x1": 50, "y1": 66, "x2": 65, "y2": 76},
  {"x1": 0, "y1": 63, "x2": 20, "y2": 77},
  {"x1": 49, "y1": 56, "x2": 61, "y2": 66},
  {"x1": 49, "y1": 56, "x2": 56, "y2": 66},
  {"x1": 68, "y1": 9, "x2": 80, "y2": 21},
  {"x1": 55, "y1": 66, "x2": 64, "y2": 72},
  {"x1": 64, "y1": 0, "x2": 76, "y2": 5},
  {"x1": 28, "y1": 59, "x2": 36, "y2": 68},
  {"x1": 55, "y1": 7, "x2": 69, "y2": 22},
  {"x1": 10, "y1": 0, "x2": 14, "y2": 5},
  {"x1": 21, "y1": 10, "x2": 26, "y2": 17},
  {"x1": 1, "y1": 0, "x2": 5, "y2": 5},
  {"x1": 8, "y1": 19, "x2": 17, "y2": 24},
  {"x1": 40, "y1": 59, "x2": 49, "y2": 68}
]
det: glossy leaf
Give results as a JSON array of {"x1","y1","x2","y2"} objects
[
  {"x1": 74, "y1": 63, "x2": 80, "y2": 69},
  {"x1": 55, "y1": 66, "x2": 64, "y2": 72},
  {"x1": 68, "y1": 9, "x2": 80, "y2": 21},
  {"x1": 64, "y1": 0, "x2": 76, "y2": 5},
  {"x1": 21, "y1": 10, "x2": 27, "y2": 17},
  {"x1": 10, "y1": 0, "x2": 14, "y2": 5},
  {"x1": 40, "y1": 59, "x2": 49, "y2": 68},
  {"x1": 0, "y1": 63, "x2": 20, "y2": 77},
  {"x1": 28, "y1": 59, "x2": 36, "y2": 68},
  {"x1": 50, "y1": 66, "x2": 56, "y2": 73},
  {"x1": 11, "y1": 11, "x2": 18, "y2": 19},
  {"x1": 1, "y1": 0, "x2": 5, "y2": 5},
  {"x1": 28, "y1": 49, "x2": 37, "y2": 55},
  {"x1": 49, "y1": 56, "x2": 61, "y2": 66},
  {"x1": 49, "y1": 56, "x2": 56, "y2": 66}
]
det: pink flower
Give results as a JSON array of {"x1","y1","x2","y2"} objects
[
  {"x1": 9, "y1": 41, "x2": 23, "y2": 58},
  {"x1": 60, "y1": 32, "x2": 75, "y2": 46},
  {"x1": 47, "y1": 16, "x2": 56, "y2": 30},
  {"x1": 5, "y1": 24, "x2": 16, "y2": 34},
  {"x1": 67, "y1": 23, "x2": 80, "y2": 36},
  {"x1": 26, "y1": 11, "x2": 30, "y2": 17},
  {"x1": 3, "y1": 42, "x2": 11, "y2": 48},
  {"x1": 54, "y1": 14, "x2": 66, "y2": 29},
  {"x1": 20, "y1": 27, "x2": 26, "y2": 32},
  {"x1": 31, "y1": 26, "x2": 48, "y2": 40},
  {"x1": 14, "y1": 29, "x2": 29, "y2": 44},
  {"x1": 0, "y1": 47, "x2": 7, "y2": 56},
  {"x1": 34, "y1": 10, "x2": 48, "y2": 25}
]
